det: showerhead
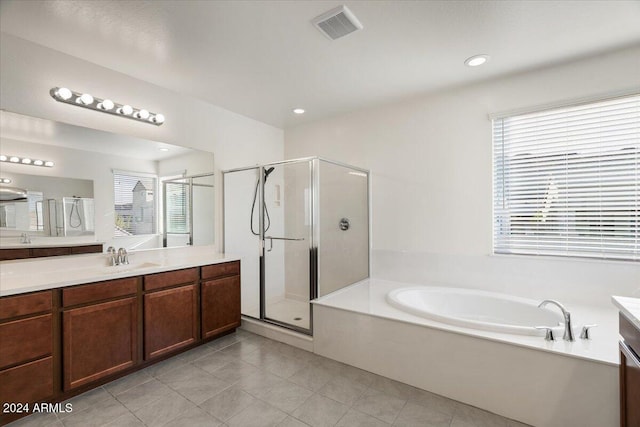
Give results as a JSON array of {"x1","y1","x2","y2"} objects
[{"x1": 264, "y1": 167, "x2": 275, "y2": 182}]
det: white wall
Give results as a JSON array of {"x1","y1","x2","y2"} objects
[
  {"x1": 285, "y1": 45, "x2": 640, "y2": 308},
  {"x1": 0, "y1": 34, "x2": 284, "y2": 251}
]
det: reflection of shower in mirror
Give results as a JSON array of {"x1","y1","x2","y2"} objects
[{"x1": 61, "y1": 197, "x2": 95, "y2": 236}]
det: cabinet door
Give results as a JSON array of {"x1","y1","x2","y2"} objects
[
  {"x1": 620, "y1": 342, "x2": 640, "y2": 427},
  {"x1": 201, "y1": 276, "x2": 241, "y2": 339},
  {"x1": 144, "y1": 284, "x2": 198, "y2": 360},
  {"x1": 63, "y1": 297, "x2": 138, "y2": 390}
]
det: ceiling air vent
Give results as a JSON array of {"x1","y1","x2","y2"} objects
[{"x1": 312, "y1": 5, "x2": 363, "y2": 40}]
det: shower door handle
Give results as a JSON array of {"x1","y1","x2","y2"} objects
[{"x1": 264, "y1": 236, "x2": 305, "y2": 252}]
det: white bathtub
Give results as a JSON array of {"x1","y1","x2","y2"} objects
[{"x1": 386, "y1": 286, "x2": 564, "y2": 336}]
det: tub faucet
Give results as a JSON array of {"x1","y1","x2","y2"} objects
[{"x1": 538, "y1": 299, "x2": 574, "y2": 342}]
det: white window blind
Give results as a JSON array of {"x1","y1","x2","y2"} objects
[
  {"x1": 113, "y1": 171, "x2": 157, "y2": 235},
  {"x1": 493, "y1": 94, "x2": 639, "y2": 261},
  {"x1": 165, "y1": 180, "x2": 189, "y2": 234}
]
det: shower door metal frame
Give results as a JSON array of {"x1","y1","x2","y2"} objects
[
  {"x1": 162, "y1": 172, "x2": 215, "y2": 247},
  {"x1": 222, "y1": 156, "x2": 370, "y2": 336}
]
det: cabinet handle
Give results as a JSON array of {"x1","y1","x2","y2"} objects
[{"x1": 620, "y1": 341, "x2": 640, "y2": 368}]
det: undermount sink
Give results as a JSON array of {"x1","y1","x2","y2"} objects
[{"x1": 100, "y1": 262, "x2": 161, "y2": 274}]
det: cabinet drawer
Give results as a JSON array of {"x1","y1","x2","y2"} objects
[
  {"x1": 31, "y1": 247, "x2": 71, "y2": 257},
  {"x1": 0, "y1": 314, "x2": 52, "y2": 369},
  {"x1": 70, "y1": 244, "x2": 103, "y2": 255},
  {"x1": 0, "y1": 291, "x2": 52, "y2": 320},
  {"x1": 201, "y1": 261, "x2": 240, "y2": 280},
  {"x1": 63, "y1": 277, "x2": 139, "y2": 307},
  {"x1": 144, "y1": 268, "x2": 198, "y2": 291},
  {"x1": 0, "y1": 356, "x2": 53, "y2": 406},
  {"x1": 0, "y1": 248, "x2": 31, "y2": 261}
]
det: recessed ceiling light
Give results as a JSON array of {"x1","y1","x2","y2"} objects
[
  {"x1": 292, "y1": 108, "x2": 305, "y2": 114},
  {"x1": 159, "y1": 148, "x2": 169, "y2": 152},
  {"x1": 464, "y1": 54, "x2": 490, "y2": 67}
]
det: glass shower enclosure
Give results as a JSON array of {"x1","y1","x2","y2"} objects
[{"x1": 222, "y1": 157, "x2": 369, "y2": 334}]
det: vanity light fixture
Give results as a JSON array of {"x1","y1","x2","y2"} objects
[
  {"x1": 0, "y1": 178, "x2": 11, "y2": 184},
  {"x1": 50, "y1": 87, "x2": 165, "y2": 126},
  {"x1": 0, "y1": 155, "x2": 54, "y2": 168},
  {"x1": 464, "y1": 54, "x2": 490, "y2": 67}
]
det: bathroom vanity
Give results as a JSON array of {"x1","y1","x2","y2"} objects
[
  {"x1": 0, "y1": 243, "x2": 103, "y2": 260},
  {"x1": 0, "y1": 247, "x2": 240, "y2": 425},
  {"x1": 612, "y1": 296, "x2": 640, "y2": 427}
]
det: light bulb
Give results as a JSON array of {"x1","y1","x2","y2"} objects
[
  {"x1": 1, "y1": 179, "x2": 11, "y2": 184},
  {"x1": 159, "y1": 148, "x2": 169, "y2": 152},
  {"x1": 44, "y1": 161, "x2": 54, "y2": 167},
  {"x1": 0, "y1": 155, "x2": 7, "y2": 161},
  {"x1": 56, "y1": 87, "x2": 73, "y2": 100},
  {"x1": 21, "y1": 158, "x2": 32, "y2": 164},
  {"x1": 9, "y1": 156, "x2": 19, "y2": 163},
  {"x1": 292, "y1": 108, "x2": 305, "y2": 114},
  {"x1": 152, "y1": 113, "x2": 165, "y2": 124},
  {"x1": 464, "y1": 54, "x2": 490, "y2": 67},
  {"x1": 77, "y1": 93, "x2": 94, "y2": 105},
  {"x1": 135, "y1": 109, "x2": 150, "y2": 119},
  {"x1": 118, "y1": 105, "x2": 133, "y2": 115},
  {"x1": 33, "y1": 160, "x2": 44, "y2": 166},
  {"x1": 98, "y1": 99, "x2": 115, "y2": 110}
]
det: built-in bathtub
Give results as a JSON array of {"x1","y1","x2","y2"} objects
[
  {"x1": 312, "y1": 278, "x2": 620, "y2": 427},
  {"x1": 387, "y1": 286, "x2": 564, "y2": 336}
]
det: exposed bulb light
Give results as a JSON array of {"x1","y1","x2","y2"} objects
[
  {"x1": 292, "y1": 108, "x2": 305, "y2": 114},
  {"x1": 0, "y1": 155, "x2": 53, "y2": 168},
  {"x1": 50, "y1": 87, "x2": 164, "y2": 126},
  {"x1": 118, "y1": 104, "x2": 134, "y2": 115},
  {"x1": 98, "y1": 99, "x2": 115, "y2": 110},
  {"x1": 159, "y1": 148, "x2": 169, "y2": 152},
  {"x1": 464, "y1": 54, "x2": 490, "y2": 67},
  {"x1": 77, "y1": 93, "x2": 94, "y2": 105},
  {"x1": 56, "y1": 87, "x2": 73, "y2": 100},
  {"x1": 1, "y1": 178, "x2": 11, "y2": 184},
  {"x1": 135, "y1": 109, "x2": 150, "y2": 119}
]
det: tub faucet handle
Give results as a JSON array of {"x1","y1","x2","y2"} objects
[
  {"x1": 580, "y1": 324, "x2": 598, "y2": 340},
  {"x1": 535, "y1": 326, "x2": 555, "y2": 341}
]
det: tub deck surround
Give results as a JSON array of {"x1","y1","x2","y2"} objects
[
  {"x1": 612, "y1": 296, "x2": 640, "y2": 330},
  {"x1": 312, "y1": 278, "x2": 620, "y2": 427},
  {"x1": 0, "y1": 245, "x2": 239, "y2": 296},
  {"x1": 314, "y1": 278, "x2": 619, "y2": 365}
]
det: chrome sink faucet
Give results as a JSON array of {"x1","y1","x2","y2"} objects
[
  {"x1": 107, "y1": 246, "x2": 118, "y2": 266},
  {"x1": 538, "y1": 299, "x2": 574, "y2": 342},
  {"x1": 117, "y1": 248, "x2": 129, "y2": 265},
  {"x1": 20, "y1": 233, "x2": 31, "y2": 244}
]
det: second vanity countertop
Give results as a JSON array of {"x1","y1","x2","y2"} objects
[
  {"x1": 0, "y1": 236, "x2": 105, "y2": 249},
  {"x1": 612, "y1": 295, "x2": 640, "y2": 331},
  {"x1": 0, "y1": 245, "x2": 239, "y2": 297}
]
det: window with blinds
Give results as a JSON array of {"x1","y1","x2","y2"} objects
[
  {"x1": 164, "y1": 180, "x2": 189, "y2": 234},
  {"x1": 113, "y1": 171, "x2": 157, "y2": 235},
  {"x1": 493, "y1": 94, "x2": 639, "y2": 261}
]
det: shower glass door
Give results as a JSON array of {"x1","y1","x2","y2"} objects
[{"x1": 262, "y1": 160, "x2": 313, "y2": 333}]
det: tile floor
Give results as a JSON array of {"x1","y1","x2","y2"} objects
[{"x1": 7, "y1": 330, "x2": 530, "y2": 427}]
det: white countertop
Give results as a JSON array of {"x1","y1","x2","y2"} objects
[
  {"x1": 0, "y1": 236, "x2": 104, "y2": 249},
  {"x1": 314, "y1": 278, "x2": 620, "y2": 366},
  {"x1": 0, "y1": 245, "x2": 239, "y2": 297},
  {"x1": 612, "y1": 295, "x2": 640, "y2": 331}
]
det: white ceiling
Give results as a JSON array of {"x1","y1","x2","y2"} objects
[
  {"x1": 1, "y1": 0, "x2": 639, "y2": 129},
  {"x1": 0, "y1": 110, "x2": 192, "y2": 161}
]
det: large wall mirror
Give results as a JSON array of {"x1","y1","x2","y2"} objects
[{"x1": 0, "y1": 110, "x2": 215, "y2": 251}]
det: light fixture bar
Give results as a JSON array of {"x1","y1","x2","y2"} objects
[
  {"x1": 0, "y1": 155, "x2": 54, "y2": 168},
  {"x1": 0, "y1": 178, "x2": 12, "y2": 184},
  {"x1": 50, "y1": 87, "x2": 165, "y2": 126}
]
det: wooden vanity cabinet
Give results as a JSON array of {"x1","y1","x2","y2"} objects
[
  {"x1": 0, "y1": 291, "x2": 54, "y2": 426},
  {"x1": 0, "y1": 244, "x2": 102, "y2": 260},
  {"x1": 62, "y1": 278, "x2": 139, "y2": 390},
  {"x1": 143, "y1": 269, "x2": 199, "y2": 360},
  {"x1": 620, "y1": 313, "x2": 640, "y2": 427},
  {"x1": 201, "y1": 261, "x2": 241, "y2": 339}
]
